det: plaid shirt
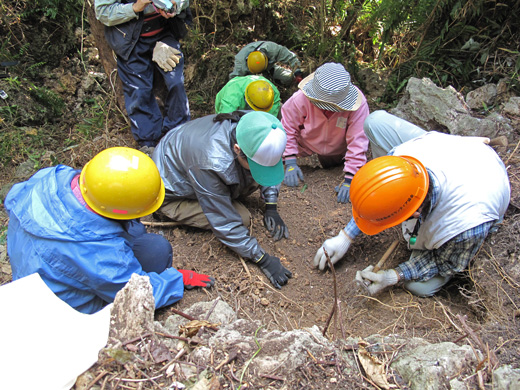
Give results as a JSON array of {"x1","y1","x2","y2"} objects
[{"x1": 344, "y1": 171, "x2": 495, "y2": 282}]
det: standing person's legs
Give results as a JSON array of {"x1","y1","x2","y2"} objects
[
  {"x1": 158, "y1": 34, "x2": 190, "y2": 135},
  {"x1": 157, "y1": 199, "x2": 251, "y2": 229},
  {"x1": 117, "y1": 38, "x2": 163, "y2": 147},
  {"x1": 364, "y1": 110, "x2": 426, "y2": 158}
]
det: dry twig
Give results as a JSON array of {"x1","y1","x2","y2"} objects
[
  {"x1": 238, "y1": 256, "x2": 252, "y2": 280},
  {"x1": 322, "y1": 248, "x2": 343, "y2": 338},
  {"x1": 456, "y1": 314, "x2": 500, "y2": 371}
]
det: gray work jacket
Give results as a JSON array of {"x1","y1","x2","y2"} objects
[
  {"x1": 152, "y1": 113, "x2": 278, "y2": 261},
  {"x1": 229, "y1": 41, "x2": 301, "y2": 82}
]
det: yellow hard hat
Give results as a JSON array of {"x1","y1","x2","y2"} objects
[
  {"x1": 350, "y1": 155, "x2": 429, "y2": 235},
  {"x1": 247, "y1": 51, "x2": 268, "y2": 74},
  {"x1": 79, "y1": 147, "x2": 165, "y2": 220},
  {"x1": 245, "y1": 80, "x2": 275, "y2": 112}
]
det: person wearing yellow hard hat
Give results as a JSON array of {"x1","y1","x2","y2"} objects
[
  {"x1": 215, "y1": 75, "x2": 282, "y2": 118},
  {"x1": 4, "y1": 147, "x2": 214, "y2": 314},
  {"x1": 314, "y1": 113, "x2": 510, "y2": 297},
  {"x1": 229, "y1": 41, "x2": 303, "y2": 87},
  {"x1": 152, "y1": 111, "x2": 292, "y2": 289}
]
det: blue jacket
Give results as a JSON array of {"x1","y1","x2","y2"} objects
[{"x1": 5, "y1": 165, "x2": 184, "y2": 314}]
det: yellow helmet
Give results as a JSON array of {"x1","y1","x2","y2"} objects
[
  {"x1": 247, "y1": 51, "x2": 268, "y2": 74},
  {"x1": 79, "y1": 147, "x2": 165, "y2": 220},
  {"x1": 245, "y1": 80, "x2": 275, "y2": 112},
  {"x1": 350, "y1": 155, "x2": 429, "y2": 235}
]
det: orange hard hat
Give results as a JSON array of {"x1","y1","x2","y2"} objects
[{"x1": 350, "y1": 155, "x2": 429, "y2": 235}]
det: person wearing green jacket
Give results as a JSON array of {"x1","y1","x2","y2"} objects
[
  {"x1": 215, "y1": 75, "x2": 282, "y2": 118},
  {"x1": 229, "y1": 41, "x2": 303, "y2": 86}
]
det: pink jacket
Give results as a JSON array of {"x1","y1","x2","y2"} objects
[{"x1": 281, "y1": 90, "x2": 369, "y2": 177}]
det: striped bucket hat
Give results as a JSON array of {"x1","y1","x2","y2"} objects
[{"x1": 299, "y1": 62, "x2": 363, "y2": 111}]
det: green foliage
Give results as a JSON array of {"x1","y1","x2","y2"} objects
[
  {"x1": 0, "y1": 123, "x2": 26, "y2": 168},
  {"x1": 0, "y1": 104, "x2": 19, "y2": 124},
  {"x1": 0, "y1": 225, "x2": 7, "y2": 245},
  {"x1": 373, "y1": 0, "x2": 520, "y2": 103},
  {"x1": 74, "y1": 98, "x2": 108, "y2": 140},
  {"x1": 28, "y1": 84, "x2": 65, "y2": 117},
  {"x1": 23, "y1": 0, "x2": 84, "y2": 23}
]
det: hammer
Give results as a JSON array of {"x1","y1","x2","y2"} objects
[
  {"x1": 469, "y1": 136, "x2": 508, "y2": 147},
  {"x1": 356, "y1": 239, "x2": 399, "y2": 293}
]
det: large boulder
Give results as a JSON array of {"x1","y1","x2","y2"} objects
[{"x1": 391, "y1": 77, "x2": 515, "y2": 140}]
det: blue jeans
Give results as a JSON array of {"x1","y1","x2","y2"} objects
[
  {"x1": 126, "y1": 220, "x2": 173, "y2": 273},
  {"x1": 117, "y1": 31, "x2": 190, "y2": 147}
]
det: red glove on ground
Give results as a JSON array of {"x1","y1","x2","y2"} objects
[{"x1": 178, "y1": 269, "x2": 215, "y2": 290}]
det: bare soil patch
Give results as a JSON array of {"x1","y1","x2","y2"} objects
[
  {"x1": 1, "y1": 10, "x2": 519, "y2": 386},
  {"x1": 145, "y1": 148, "x2": 520, "y2": 369}
]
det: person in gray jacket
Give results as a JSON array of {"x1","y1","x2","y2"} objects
[
  {"x1": 230, "y1": 41, "x2": 303, "y2": 86},
  {"x1": 152, "y1": 110, "x2": 292, "y2": 289}
]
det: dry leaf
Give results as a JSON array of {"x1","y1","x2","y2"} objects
[
  {"x1": 179, "y1": 320, "x2": 220, "y2": 338},
  {"x1": 357, "y1": 344, "x2": 391, "y2": 389}
]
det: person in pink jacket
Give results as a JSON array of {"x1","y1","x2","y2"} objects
[{"x1": 281, "y1": 62, "x2": 369, "y2": 203}]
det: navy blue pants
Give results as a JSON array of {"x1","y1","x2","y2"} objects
[
  {"x1": 117, "y1": 31, "x2": 190, "y2": 147},
  {"x1": 125, "y1": 220, "x2": 173, "y2": 274}
]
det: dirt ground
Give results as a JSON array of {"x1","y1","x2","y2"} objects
[
  {"x1": 1, "y1": 7, "x2": 519, "y2": 386},
  {"x1": 1, "y1": 49, "x2": 519, "y2": 377},
  {"x1": 143, "y1": 145, "x2": 520, "y2": 369}
]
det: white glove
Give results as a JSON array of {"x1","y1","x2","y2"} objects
[
  {"x1": 355, "y1": 265, "x2": 399, "y2": 296},
  {"x1": 152, "y1": 41, "x2": 181, "y2": 72},
  {"x1": 313, "y1": 231, "x2": 352, "y2": 270}
]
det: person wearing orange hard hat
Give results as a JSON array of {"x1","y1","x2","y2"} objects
[
  {"x1": 314, "y1": 112, "x2": 510, "y2": 297},
  {"x1": 229, "y1": 41, "x2": 303, "y2": 86},
  {"x1": 5, "y1": 147, "x2": 214, "y2": 314}
]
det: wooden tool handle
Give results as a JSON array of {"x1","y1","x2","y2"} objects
[{"x1": 373, "y1": 239, "x2": 399, "y2": 273}]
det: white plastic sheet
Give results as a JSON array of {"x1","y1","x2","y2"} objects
[{"x1": 0, "y1": 273, "x2": 111, "y2": 390}]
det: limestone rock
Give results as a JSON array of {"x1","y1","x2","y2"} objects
[
  {"x1": 466, "y1": 84, "x2": 497, "y2": 110},
  {"x1": 391, "y1": 77, "x2": 514, "y2": 139},
  {"x1": 391, "y1": 341, "x2": 481, "y2": 390},
  {"x1": 492, "y1": 365, "x2": 520, "y2": 390},
  {"x1": 109, "y1": 273, "x2": 155, "y2": 344},
  {"x1": 502, "y1": 96, "x2": 520, "y2": 116}
]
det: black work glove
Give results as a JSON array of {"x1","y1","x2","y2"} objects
[
  {"x1": 256, "y1": 253, "x2": 292, "y2": 289},
  {"x1": 263, "y1": 203, "x2": 289, "y2": 241},
  {"x1": 334, "y1": 177, "x2": 352, "y2": 204}
]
